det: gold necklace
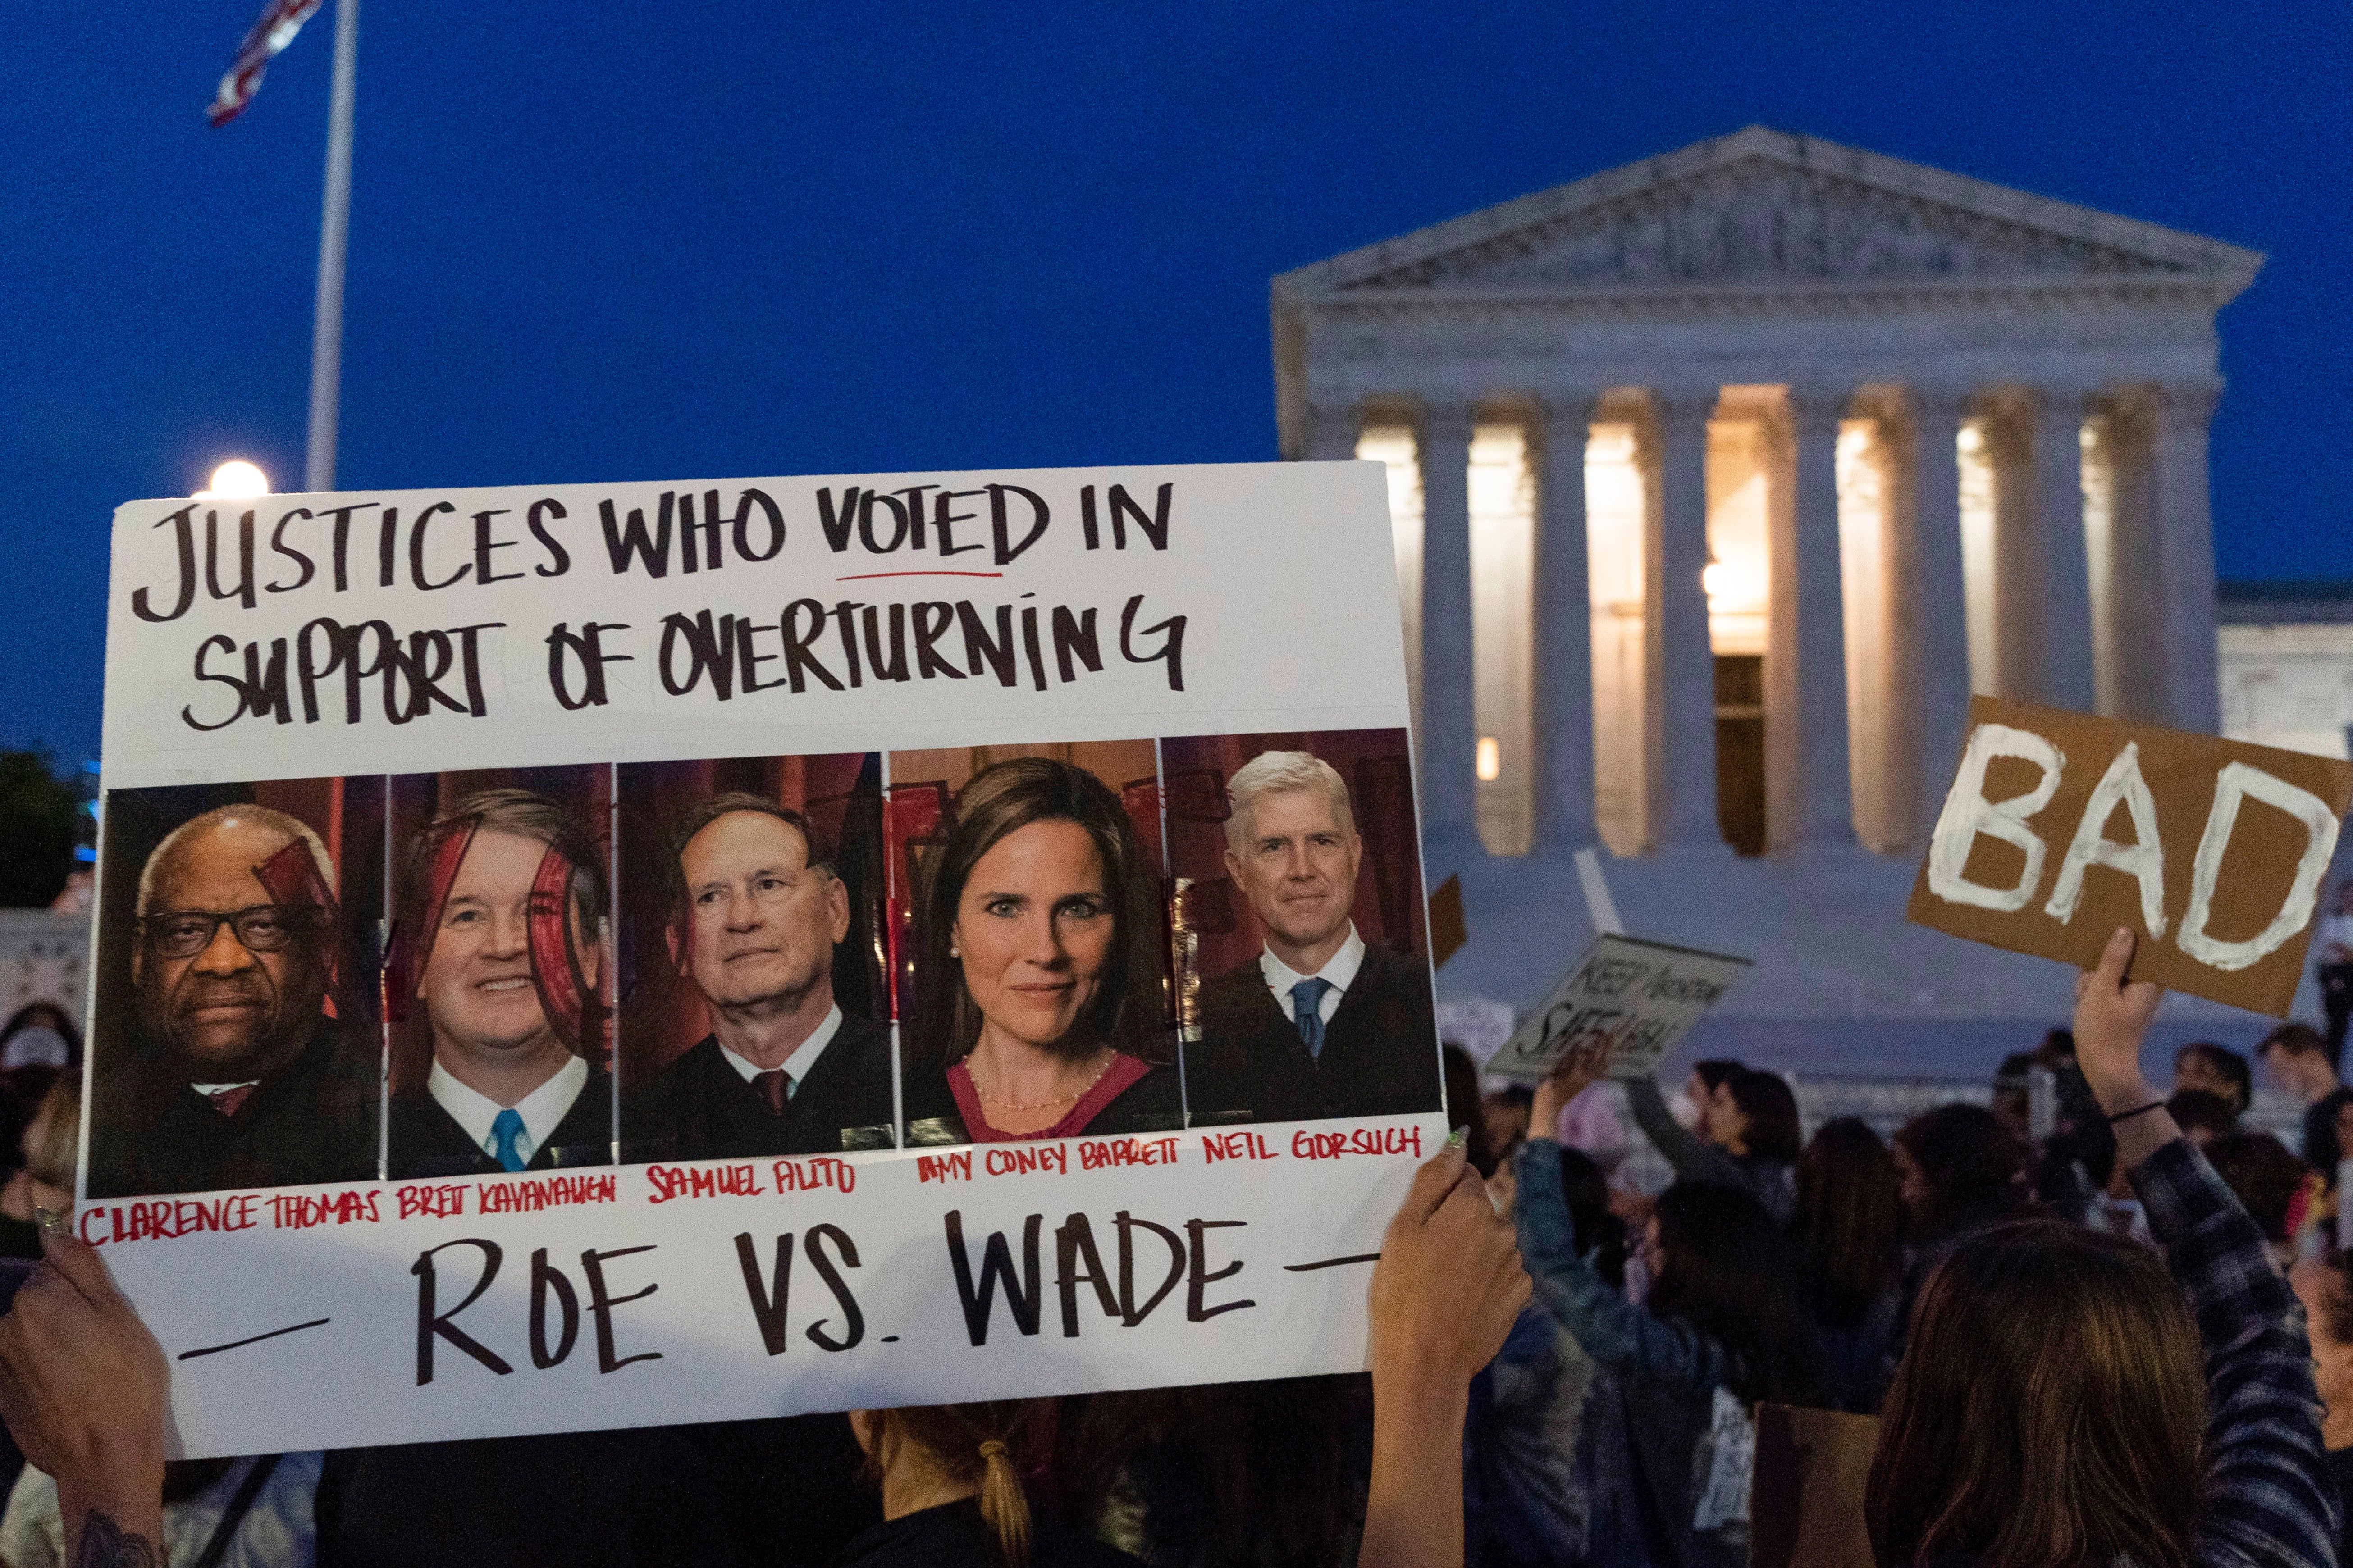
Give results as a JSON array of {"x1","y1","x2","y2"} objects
[{"x1": 970, "y1": 1048, "x2": 1116, "y2": 1112}]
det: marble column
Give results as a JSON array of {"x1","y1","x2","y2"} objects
[
  {"x1": 1988, "y1": 403, "x2": 2041, "y2": 700},
  {"x1": 1418, "y1": 401, "x2": 1478, "y2": 849},
  {"x1": 2154, "y1": 378, "x2": 2224, "y2": 734},
  {"x1": 1302, "y1": 402, "x2": 1360, "y2": 463},
  {"x1": 1772, "y1": 387, "x2": 1855, "y2": 848},
  {"x1": 2085, "y1": 394, "x2": 2165, "y2": 722},
  {"x1": 1536, "y1": 392, "x2": 1599, "y2": 852},
  {"x1": 2033, "y1": 386, "x2": 2097, "y2": 713},
  {"x1": 1905, "y1": 388, "x2": 1974, "y2": 842},
  {"x1": 1648, "y1": 388, "x2": 1725, "y2": 851}
]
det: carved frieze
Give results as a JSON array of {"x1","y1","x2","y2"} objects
[{"x1": 1344, "y1": 158, "x2": 2184, "y2": 291}]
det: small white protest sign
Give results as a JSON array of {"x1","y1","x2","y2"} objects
[{"x1": 1485, "y1": 934, "x2": 1751, "y2": 1083}]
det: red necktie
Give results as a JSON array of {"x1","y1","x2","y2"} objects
[
  {"x1": 753, "y1": 1069, "x2": 788, "y2": 1116},
  {"x1": 208, "y1": 1085, "x2": 256, "y2": 1118}
]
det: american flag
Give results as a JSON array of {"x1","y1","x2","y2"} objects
[{"x1": 207, "y1": 0, "x2": 325, "y2": 126}]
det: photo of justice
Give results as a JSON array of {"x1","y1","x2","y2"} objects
[{"x1": 83, "y1": 727, "x2": 1442, "y2": 1187}]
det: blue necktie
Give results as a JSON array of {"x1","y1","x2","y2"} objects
[
  {"x1": 490, "y1": 1108, "x2": 528, "y2": 1172},
  {"x1": 1291, "y1": 978, "x2": 1333, "y2": 1059}
]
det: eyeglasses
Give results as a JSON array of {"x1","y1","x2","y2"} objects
[{"x1": 140, "y1": 904, "x2": 314, "y2": 959}]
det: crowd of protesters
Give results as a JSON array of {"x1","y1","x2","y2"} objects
[{"x1": 1, "y1": 934, "x2": 2350, "y2": 1567}]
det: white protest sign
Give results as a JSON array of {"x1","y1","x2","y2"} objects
[
  {"x1": 84, "y1": 460, "x2": 1448, "y2": 1457},
  {"x1": 1484, "y1": 935, "x2": 1751, "y2": 1084}
]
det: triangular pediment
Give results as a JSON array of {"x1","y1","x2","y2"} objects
[{"x1": 1282, "y1": 127, "x2": 2261, "y2": 297}]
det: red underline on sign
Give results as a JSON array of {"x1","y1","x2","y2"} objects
[{"x1": 834, "y1": 570, "x2": 1006, "y2": 581}]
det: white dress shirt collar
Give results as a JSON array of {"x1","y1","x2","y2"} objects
[
  {"x1": 428, "y1": 1053, "x2": 589, "y2": 1166},
  {"x1": 1261, "y1": 924, "x2": 1366, "y2": 1024},
  {"x1": 718, "y1": 1003, "x2": 844, "y2": 1087}
]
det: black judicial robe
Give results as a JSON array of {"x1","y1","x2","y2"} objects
[
  {"x1": 623, "y1": 1013, "x2": 895, "y2": 1162},
  {"x1": 385, "y1": 1063, "x2": 612, "y2": 1180},
  {"x1": 86, "y1": 1017, "x2": 377, "y2": 1199},
  {"x1": 1183, "y1": 943, "x2": 1442, "y2": 1126}
]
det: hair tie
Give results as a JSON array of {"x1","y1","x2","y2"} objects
[{"x1": 978, "y1": 1440, "x2": 1008, "y2": 1460}]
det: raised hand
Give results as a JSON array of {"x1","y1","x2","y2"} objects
[
  {"x1": 2072, "y1": 926, "x2": 2178, "y2": 1171},
  {"x1": 1531, "y1": 1038, "x2": 1611, "y2": 1137},
  {"x1": 0, "y1": 1232, "x2": 169, "y2": 1565},
  {"x1": 1362, "y1": 1142, "x2": 1533, "y2": 1568},
  {"x1": 2072, "y1": 926, "x2": 2166, "y2": 1114},
  {"x1": 1368, "y1": 1140, "x2": 1531, "y2": 1395}
]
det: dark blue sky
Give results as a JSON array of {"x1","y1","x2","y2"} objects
[{"x1": 6, "y1": 1, "x2": 2346, "y2": 761}]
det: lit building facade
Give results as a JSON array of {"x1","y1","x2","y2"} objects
[
  {"x1": 1274, "y1": 127, "x2": 2289, "y2": 1075},
  {"x1": 2221, "y1": 585, "x2": 2353, "y2": 761}
]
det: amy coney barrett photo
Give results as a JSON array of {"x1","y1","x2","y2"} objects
[{"x1": 894, "y1": 748, "x2": 1179, "y2": 1147}]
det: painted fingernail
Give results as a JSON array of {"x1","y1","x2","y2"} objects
[
  {"x1": 1445, "y1": 1127, "x2": 1468, "y2": 1149},
  {"x1": 32, "y1": 1207, "x2": 69, "y2": 1237}
]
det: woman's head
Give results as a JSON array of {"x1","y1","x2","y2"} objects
[
  {"x1": 1683, "y1": 1058, "x2": 1744, "y2": 1142},
  {"x1": 1644, "y1": 1181, "x2": 1823, "y2": 1405},
  {"x1": 910, "y1": 758, "x2": 1167, "y2": 1071},
  {"x1": 853, "y1": 1400, "x2": 1048, "y2": 1568},
  {"x1": 19, "y1": 1076, "x2": 77, "y2": 1211},
  {"x1": 2202, "y1": 1131, "x2": 2308, "y2": 1247},
  {"x1": 1892, "y1": 1103, "x2": 2025, "y2": 1241},
  {"x1": 2291, "y1": 1251, "x2": 2353, "y2": 1442},
  {"x1": 1713, "y1": 1068, "x2": 1800, "y2": 1163},
  {"x1": 2170, "y1": 1041, "x2": 2251, "y2": 1112},
  {"x1": 1441, "y1": 1045, "x2": 1499, "y2": 1176},
  {"x1": 1554, "y1": 1144, "x2": 1628, "y2": 1290},
  {"x1": 1869, "y1": 1219, "x2": 2203, "y2": 1568},
  {"x1": 1791, "y1": 1117, "x2": 1902, "y2": 1329}
]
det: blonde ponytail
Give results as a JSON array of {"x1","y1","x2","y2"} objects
[
  {"x1": 864, "y1": 1400, "x2": 1045, "y2": 1566},
  {"x1": 975, "y1": 1437, "x2": 1032, "y2": 1568}
]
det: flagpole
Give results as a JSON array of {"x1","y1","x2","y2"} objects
[{"x1": 304, "y1": 0, "x2": 358, "y2": 493}]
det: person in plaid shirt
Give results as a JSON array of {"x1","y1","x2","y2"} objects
[{"x1": 1871, "y1": 926, "x2": 2339, "y2": 1568}]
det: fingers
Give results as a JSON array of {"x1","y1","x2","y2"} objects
[
  {"x1": 2092, "y1": 926, "x2": 2134, "y2": 990},
  {"x1": 1431, "y1": 1163, "x2": 1497, "y2": 1231},
  {"x1": 2078, "y1": 926, "x2": 2166, "y2": 1029},
  {"x1": 34, "y1": 1232, "x2": 115, "y2": 1309},
  {"x1": 1389, "y1": 1142, "x2": 1471, "y2": 1231}
]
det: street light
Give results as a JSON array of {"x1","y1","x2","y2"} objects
[{"x1": 194, "y1": 460, "x2": 270, "y2": 500}]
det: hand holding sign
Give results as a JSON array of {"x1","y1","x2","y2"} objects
[
  {"x1": 0, "y1": 1234, "x2": 169, "y2": 1560},
  {"x1": 1532, "y1": 1039, "x2": 1612, "y2": 1135},
  {"x1": 1363, "y1": 1144, "x2": 1529, "y2": 1568},
  {"x1": 1909, "y1": 698, "x2": 2353, "y2": 1015},
  {"x1": 2070, "y1": 927, "x2": 2180, "y2": 1170},
  {"x1": 1366, "y1": 1143, "x2": 1527, "y2": 1395}
]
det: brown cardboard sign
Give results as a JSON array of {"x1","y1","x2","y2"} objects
[
  {"x1": 1428, "y1": 873, "x2": 1467, "y2": 968},
  {"x1": 1750, "y1": 1404, "x2": 1879, "y2": 1568},
  {"x1": 1907, "y1": 697, "x2": 2353, "y2": 1016}
]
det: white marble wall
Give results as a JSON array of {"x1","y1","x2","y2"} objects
[{"x1": 2220, "y1": 620, "x2": 2353, "y2": 761}]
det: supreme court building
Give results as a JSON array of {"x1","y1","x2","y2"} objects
[{"x1": 1273, "y1": 127, "x2": 2286, "y2": 1074}]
